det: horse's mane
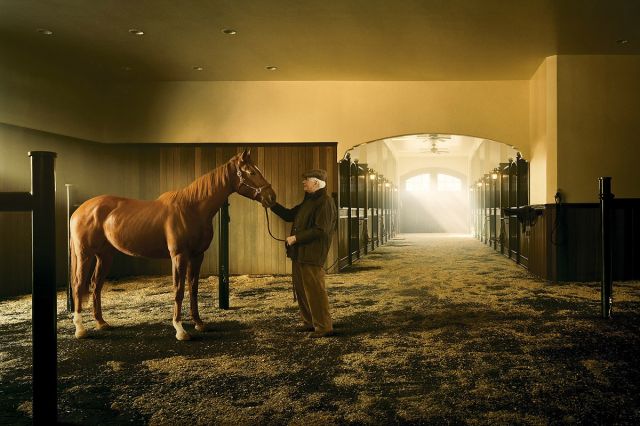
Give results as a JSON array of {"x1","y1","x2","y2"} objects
[{"x1": 157, "y1": 160, "x2": 234, "y2": 204}]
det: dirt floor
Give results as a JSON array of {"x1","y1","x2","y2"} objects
[{"x1": 1, "y1": 234, "x2": 640, "y2": 425}]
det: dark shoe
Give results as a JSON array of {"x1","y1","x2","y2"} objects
[
  {"x1": 295, "y1": 325, "x2": 315, "y2": 332},
  {"x1": 307, "y1": 330, "x2": 335, "y2": 338}
]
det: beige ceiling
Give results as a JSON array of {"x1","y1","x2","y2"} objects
[
  {"x1": 0, "y1": 0, "x2": 638, "y2": 82},
  {"x1": 383, "y1": 134, "x2": 484, "y2": 158}
]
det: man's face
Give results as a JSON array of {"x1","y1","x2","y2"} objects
[{"x1": 303, "y1": 178, "x2": 317, "y2": 193}]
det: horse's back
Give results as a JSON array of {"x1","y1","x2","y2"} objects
[{"x1": 71, "y1": 195, "x2": 128, "y2": 227}]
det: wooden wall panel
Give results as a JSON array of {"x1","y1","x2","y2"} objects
[
  {"x1": 527, "y1": 211, "x2": 549, "y2": 280},
  {"x1": 226, "y1": 144, "x2": 338, "y2": 275},
  {"x1": 512, "y1": 203, "x2": 640, "y2": 282},
  {"x1": 1, "y1": 125, "x2": 338, "y2": 296},
  {"x1": 526, "y1": 204, "x2": 604, "y2": 282},
  {"x1": 0, "y1": 212, "x2": 31, "y2": 297}
]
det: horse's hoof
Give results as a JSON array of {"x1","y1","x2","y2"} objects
[
  {"x1": 75, "y1": 329, "x2": 88, "y2": 339},
  {"x1": 195, "y1": 322, "x2": 206, "y2": 332},
  {"x1": 96, "y1": 322, "x2": 111, "y2": 330},
  {"x1": 176, "y1": 331, "x2": 191, "y2": 341}
]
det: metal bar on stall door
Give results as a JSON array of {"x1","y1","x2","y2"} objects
[{"x1": 66, "y1": 184, "x2": 74, "y2": 313}]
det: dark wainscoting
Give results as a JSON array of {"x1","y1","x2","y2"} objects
[{"x1": 525, "y1": 202, "x2": 640, "y2": 282}]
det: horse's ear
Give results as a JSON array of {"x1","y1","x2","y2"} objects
[{"x1": 241, "y1": 148, "x2": 251, "y2": 162}]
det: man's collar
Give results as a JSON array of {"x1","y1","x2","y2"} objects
[{"x1": 305, "y1": 187, "x2": 326, "y2": 199}]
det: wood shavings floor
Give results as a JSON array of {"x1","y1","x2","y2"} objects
[{"x1": 1, "y1": 234, "x2": 639, "y2": 425}]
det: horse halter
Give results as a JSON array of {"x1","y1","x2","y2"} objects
[{"x1": 235, "y1": 161, "x2": 272, "y2": 199}]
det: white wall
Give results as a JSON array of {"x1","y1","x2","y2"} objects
[
  {"x1": 347, "y1": 141, "x2": 397, "y2": 186},
  {"x1": 100, "y1": 80, "x2": 529, "y2": 158},
  {"x1": 4, "y1": 54, "x2": 640, "y2": 205},
  {"x1": 468, "y1": 140, "x2": 519, "y2": 186},
  {"x1": 528, "y1": 56, "x2": 558, "y2": 204},
  {"x1": 557, "y1": 55, "x2": 640, "y2": 202},
  {"x1": 398, "y1": 156, "x2": 468, "y2": 185}
]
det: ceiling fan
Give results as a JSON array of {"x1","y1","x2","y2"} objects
[{"x1": 421, "y1": 134, "x2": 450, "y2": 154}]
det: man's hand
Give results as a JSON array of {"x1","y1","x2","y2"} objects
[{"x1": 286, "y1": 235, "x2": 297, "y2": 246}]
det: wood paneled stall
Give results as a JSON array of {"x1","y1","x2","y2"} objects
[
  {"x1": 471, "y1": 153, "x2": 530, "y2": 268},
  {"x1": 472, "y1": 155, "x2": 640, "y2": 282},
  {"x1": 338, "y1": 153, "x2": 398, "y2": 270},
  {"x1": 1, "y1": 139, "x2": 337, "y2": 297},
  {"x1": 523, "y1": 199, "x2": 640, "y2": 283}
]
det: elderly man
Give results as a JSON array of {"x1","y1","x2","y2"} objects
[{"x1": 270, "y1": 169, "x2": 337, "y2": 338}]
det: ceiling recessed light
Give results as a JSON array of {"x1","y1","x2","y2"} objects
[
  {"x1": 128, "y1": 29, "x2": 145, "y2": 36},
  {"x1": 266, "y1": 66, "x2": 278, "y2": 71},
  {"x1": 616, "y1": 39, "x2": 629, "y2": 45},
  {"x1": 36, "y1": 28, "x2": 53, "y2": 35},
  {"x1": 222, "y1": 29, "x2": 237, "y2": 35},
  {"x1": 193, "y1": 66, "x2": 204, "y2": 71}
]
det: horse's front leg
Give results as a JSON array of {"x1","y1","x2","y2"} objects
[
  {"x1": 187, "y1": 253, "x2": 206, "y2": 332},
  {"x1": 171, "y1": 253, "x2": 190, "y2": 341}
]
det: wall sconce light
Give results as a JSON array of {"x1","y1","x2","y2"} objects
[
  {"x1": 476, "y1": 182, "x2": 482, "y2": 187},
  {"x1": 369, "y1": 174, "x2": 376, "y2": 181},
  {"x1": 385, "y1": 183, "x2": 390, "y2": 188},
  {"x1": 491, "y1": 169, "x2": 498, "y2": 180}
]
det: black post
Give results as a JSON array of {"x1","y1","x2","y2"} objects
[
  {"x1": 362, "y1": 164, "x2": 368, "y2": 255},
  {"x1": 370, "y1": 170, "x2": 376, "y2": 252},
  {"x1": 381, "y1": 180, "x2": 386, "y2": 244},
  {"x1": 345, "y1": 156, "x2": 353, "y2": 266},
  {"x1": 29, "y1": 151, "x2": 57, "y2": 425},
  {"x1": 354, "y1": 161, "x2": 360, "y2": 259},
  {"x1": 65, "y1": 184, "x2": 74, "y2": 313},
  {"x1": 375, "y1": 174, "x2": 379, "y2": 248},
  {"x1": 218, "y1": 200, "x2": 230, "y2": 309},
  {"x1": 599, "y1": 176, "x2": 613, "y2": 319}
]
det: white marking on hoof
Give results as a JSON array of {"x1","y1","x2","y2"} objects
[
  {"x1": 173, "y1": 320, "x2": 191, "y2": 341},
  {"x1": 96, "y1": 321, "x2": 111, "y2": 330},
  {"x1": 73, "y1": 313, "x2": 88, "y2": 339},
  {"x1": 195, "y1": 322, "x2": 206, "y2": 332}
]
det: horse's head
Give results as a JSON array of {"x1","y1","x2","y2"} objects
[{"x1": 233, "y1": 149, "x2": 277, "y2": 208}]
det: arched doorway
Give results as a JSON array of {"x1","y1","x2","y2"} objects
[{"x1": 345, "y1": 133, "x2": 519, "y2": 235}]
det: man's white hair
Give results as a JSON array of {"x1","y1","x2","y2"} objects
[{"x1": 307, "y1": 177, "x2": 326, "y2": 189}]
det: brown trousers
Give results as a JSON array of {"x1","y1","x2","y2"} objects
[{"x1": 292, "y1": 261, "x2": 333, "y2": 333}]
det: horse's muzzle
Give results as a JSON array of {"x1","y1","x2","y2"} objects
[{"x1": 260, "y1": 187, "x2": 277, "y2": 208}]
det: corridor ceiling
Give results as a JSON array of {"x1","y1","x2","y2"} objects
[{"x1": 1, "y1": 0, "x2": 638, "y2": 82}]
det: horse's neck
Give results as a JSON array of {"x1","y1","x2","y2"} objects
[{"x1": 172, "y1": 162, "x2": 236, "y2": 219}]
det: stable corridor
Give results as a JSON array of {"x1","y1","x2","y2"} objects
[{"x1": 1, "y1": 234, "x2": 639, "y2": 424}]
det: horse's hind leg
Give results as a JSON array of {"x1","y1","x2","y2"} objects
[
  {"x1": 72, "y1": 251, "x2": 94, "y2": 339},
  {"x1": 172, "y1": 253, "x2": 191, "y2": 341},
  {"x1": 92, "y1": 251, "x2": 114, "y2": 330},
  {"x1": 187, "y1": 253, "x2": 205, "y2": 332}
]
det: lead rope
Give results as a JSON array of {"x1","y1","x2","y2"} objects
[
  {"x1": 264, "y1": 207, "x2": 286, "y2": 242},
  {"x1": 264, "y1": 208, "x2": 295, "y2": 300}
]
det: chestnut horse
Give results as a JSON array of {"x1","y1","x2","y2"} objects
[{"x1": 69, "y1": 149, "x2": 276, "y2": 340}]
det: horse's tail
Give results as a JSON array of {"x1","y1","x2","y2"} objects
[{"x1": 69, "y1": 232, "x2": 90, "y2": 311}]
